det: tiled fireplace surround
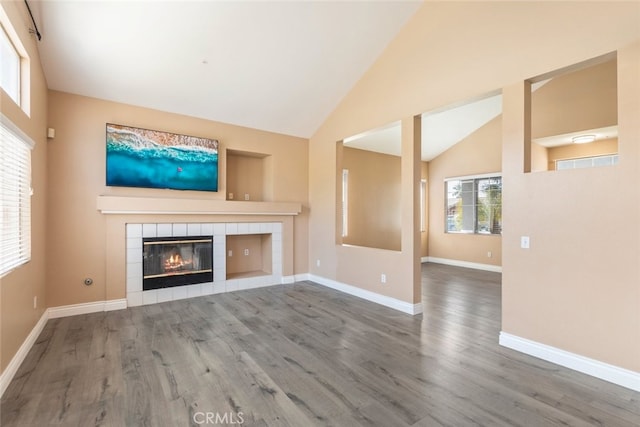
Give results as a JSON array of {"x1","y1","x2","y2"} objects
[{"x1": 126, "y1": 221, "x2": 283, "y2": 307}]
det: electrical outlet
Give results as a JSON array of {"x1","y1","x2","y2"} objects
[
  {"x1": 381, "y1": 274, "x2": 386, "y2": 284},
  {"x1": 521, "y1": 236, "x2": 530, "y2": 249},
  {"x1": 316, "y1": 259, "x2": 320, "y2": 267},
  {"x1": 244, "y1": 193, "x2": 250, "y2": 201},
  {"x1": 243, "y1": 248, "x2": 249, "y2": 256},
  {"x1": 229, "y1": 193, "x2": 234, "y2": 200},
  {"x1": 33, "y1": 296, "x2": 37, "y2": 309},
  {"x1": 228, "y1": 250, "x2": 233, "y2": 257},
  {"x1": 487, "y1": 251, "x2": 492, "y2": 258}
]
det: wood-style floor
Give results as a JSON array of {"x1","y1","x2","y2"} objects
[{"x1": 2, "y1": 263, "x2": 639, "y2": 426}]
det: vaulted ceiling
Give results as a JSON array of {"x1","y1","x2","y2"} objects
[{"x1": 34, "y1": 1, "x2": 422, "y2": 138}]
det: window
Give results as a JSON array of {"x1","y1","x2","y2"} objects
[
  {"x1": 0, "y1": 25, "x2": 20, "y2": 105},
  {"x1": 1, "y1": 115, "x2": 34, "y2": 277},
  {"x1": 446, "y1": 174, "x2": 502, "y2": 235},
  {"x1": 556, "y1": 154, "x2": 619, "y2": 170},
  {"x1": 420, "y1": 179, "x2": 426, "y2": 232},
  {"x1": 341, "y1": 169, "x2": 349, "y2": 237}
]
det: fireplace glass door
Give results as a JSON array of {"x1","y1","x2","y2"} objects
[{"x1": 143, "y1": 236, "x2": 213, "y2": 290}]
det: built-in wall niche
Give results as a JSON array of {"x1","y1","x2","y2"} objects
[
  {"x1": 528, "y1": 52, "x2": 618, "y2": 172},
  {"x1": 226, "y1": 149, "x2": 273, "y2": 201},
  {"x1": 336, "y1": 122, "x2": 402, "y2": 251},
  {"x1": 226, "y1": 234, "x2": 272, "y2": 279}
]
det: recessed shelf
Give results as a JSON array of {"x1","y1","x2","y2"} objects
[
  {"x1": 226, "y1": 149, "x2": 272, "y2": 202},
  {"x1": 226, "y1": 270, "x2": 270, "y2": 280}
]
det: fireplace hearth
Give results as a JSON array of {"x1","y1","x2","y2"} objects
[{"x1": 143, "y1": 235, "x2": 213, "y2": 290}]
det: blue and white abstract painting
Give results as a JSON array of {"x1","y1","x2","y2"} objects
[{"x1": 106, "y1": 124, "x2": 218, "y2": 192}]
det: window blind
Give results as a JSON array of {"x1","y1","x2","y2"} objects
[{"x1": 1, "y1": 116, "x2": 34, "y2": 277}]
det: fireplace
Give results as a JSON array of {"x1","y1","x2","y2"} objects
[{"x1": 143, "y1": 235, "x2": 213, "y2": 290}]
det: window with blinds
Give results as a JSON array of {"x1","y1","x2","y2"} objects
[{"x1": 1, "y1": 116, "x2": 34, "y2": 277}]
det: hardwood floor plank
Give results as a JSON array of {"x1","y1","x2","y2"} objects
[{"x1": 2, "y1": 263, "x2": 639, "y2": 426}]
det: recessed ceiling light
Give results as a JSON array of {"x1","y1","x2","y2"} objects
[{"x1": 572, "y1": 135, "x2": 596, "y2": 144}]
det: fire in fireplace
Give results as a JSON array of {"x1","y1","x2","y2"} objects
[{"x1": 143, "y1": 236, "x2": 213, "y2": 290}]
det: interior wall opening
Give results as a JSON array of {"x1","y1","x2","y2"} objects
[{"x1": 528, "y1": 52, "x2": 618, "y2": 173}]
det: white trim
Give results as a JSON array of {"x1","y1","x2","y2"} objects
[
  {"x1": 99, "y1": 210, "x2": 299, "y2": 216},
  {"x1": 445, "y1": 171, "x2": 501, "y2": 181},
  {"x1": 0, "y1": 310, "x2": 48, "y2": 398},
  {"x1": 308, "y1": 274, "x2": 423, "y2": 315},
  {"x1": 104, "y1": 299, "x2": 128, "y2": 312},
  {"x1": 294, "y1": 273, "x2": 311, "y2": 282},
  {"x1": 421, "y1": 256, "x2": 429, "y2": 263},
  {"x1": 281, "y1": 275, "x2": 295, "y2": 284},
  {"x1": 426, "y1": 256, "x2": 502, "y2": 273},
  {"x1": 0, "y1": 113, "x2": 35, "y2": 148},
  {"x1": 48, "y1": 299, "x2": 127, "y2": 319},
  {"x1": 500, "y1": 332, "x2": 640, "y2": 392}
]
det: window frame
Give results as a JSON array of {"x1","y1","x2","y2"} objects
[
  {"x1": 0, "y1": 9, "x2": 30, "y2": 115},
  {"x1": 0, "y1": 24, "x2": 20, "y2": 105},
  {"x1": 555, "y1": 154, "x2": 619, "y2": 170},
  {"x1": 1, "y1": 113, "x2": 35, "y2": 277},
  {"x1": 420, "y1": 179, "x2": 427, "y2": 232},
  {"x1": 341, "y1": 168, "x2": 349, "y2": 238},
  {"x1": 445, "y1": 173, "x2": 502, "y2": 236}
]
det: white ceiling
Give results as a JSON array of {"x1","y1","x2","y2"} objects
[
  {"x1": 344, "y1": 93, "x2": 503, "y2": 161},
  {"x1": 34, "y1": 0, "x2": 422, "y2": 138}
]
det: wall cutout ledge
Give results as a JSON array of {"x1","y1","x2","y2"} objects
[{"x1": 96, "y1": 196, "x2": 302, "y2": 216}]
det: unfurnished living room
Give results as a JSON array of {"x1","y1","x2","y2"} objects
[{"x1": 1, "y1": 1, "x2": 639, "y2": 426}]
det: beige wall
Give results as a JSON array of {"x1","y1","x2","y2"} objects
[
  {"x1": 309, "y1": 1, "x2": 640, "y2": 372},
  {"x1": 427, "y1": 116, "x2": 502, "y2": 267},
  {"x1": 0, "y1": 1, "x2": 48, "y2": 373},
  {"x1": 502, "y1": 41, "x2": 640, "y2": 371},
  {"x1": 532, "y1": 59, "x2": 617, "y2": 139},
  {"x1": 531, "y1": 142, "x2": 549, "y2": 173},
  {"x1": 46, "y1": 91, "x2": 309, "y2": 307},
  {"x1": 341, "y1": 147, "x2": 401, "y2": 251}
]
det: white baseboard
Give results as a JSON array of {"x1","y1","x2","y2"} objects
[
  {"x1": 1, "y1": 298, "x2": 128, "y2": 398},
  {"x1": 0, "y1": 310, "x2": 49, "y2": 398},
  {"x1": 104, "y1": 298, "x2": 128, "y2": 312},
  {"x1": 426, "y1": 256, "x2": 502, "y2": 273},
  {"x1": 281, "y1": 275, "x2": 296, "y2": 284},
  {"x1": 48, "y1": 298, "x2": 127, "y2": 319},
  {"x1": 500, "y1": 332, "x2": 640, "y2": 392},
  {"x1": 294, "y1": 273, "x2": 311, "y2": 282},
  {"x1": 308, "y1": 274, "x2": 422, "y2": 315}
]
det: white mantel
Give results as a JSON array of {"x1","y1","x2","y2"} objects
[{"x1": 97, "y1": 195, "x2": 302, "y2": 216}]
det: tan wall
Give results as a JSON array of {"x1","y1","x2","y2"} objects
[
  {"x1": 309, "y1": 1, "x2": 640, "y2": 372},
  {"x1": 341, "y1": 147, "x2": 401, "y2": 251},
  {"x1": 532, "y1": 59, "x2": 617, "y2": 139},
  {"x1": 46, "y1": 91, "x2": 308, "y2": 307},
  {"x1": 531, "y1": 142, "x2": 549, "y2": 173},
  {"x1": 427, "y1": 116, "x2": 502, "y2": 267},
  {"x1": 0, "y1": 1, "x2": 48, "y2": 373}
]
